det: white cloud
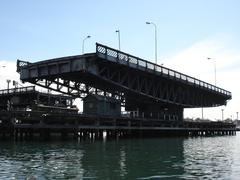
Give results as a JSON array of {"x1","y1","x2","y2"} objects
[
  {"x1": 0, "y1": 61, "x2": 20, "y2": 89},
  {"x1": 0, "y1": 60, "x2": 42, "y2": 91},
  {"x1": 163, "y1": 34, "x2": 240, "y2": 120}
]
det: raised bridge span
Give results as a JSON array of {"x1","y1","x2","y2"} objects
[{"x1": 17, "y1": 43, "x2": 231, "y2": 121}]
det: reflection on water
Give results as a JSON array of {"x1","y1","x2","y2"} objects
[
  {"x1": 0, "y1": 133, "x2": 239, "y2": 179},
  {"x1": 183, "y1": 135, "x2": 240, "y2": 179}
]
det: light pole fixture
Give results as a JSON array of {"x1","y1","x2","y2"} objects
[
  {"x1": 221, "y1": 109, "x2": 224, "y2": 121},
  {"x1": 207, "y1": 57, "x2": 216, "y2": 86},
  {"x1": 13, "y1": 80, "x2": 18, "y2": 88},
  {"x1": 115, "y1": 30, "x2": 121, "y2": 51},
  {"x1": 82, "y1": 35, "x2": 91, "y2": 54},
  {"x1": 6, "y1": 79, "x2": 11, "y2": 91},
  {"x1": 146, "y1": 21, "x2": 158, "y2": 64}
]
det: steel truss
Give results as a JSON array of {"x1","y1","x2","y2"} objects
[
  {"x1": 97, "y1": 61, "x2": 225, "y2": 108},
  {"x1": 16, "y1": 43, "x2": 232, "y2": 121}
]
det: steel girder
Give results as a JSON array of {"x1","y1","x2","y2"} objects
[
  {"x1": 95, "y1": 43, "x2": 231, "y2": 107},
  {"x1": 16, "y1": 43, "x2": 231, "y2": 110},
  {"x1": 97, "y1": 60, "x2": 226, "y2": 108}
]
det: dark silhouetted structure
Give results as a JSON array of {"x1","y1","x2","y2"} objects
[
  {"x1": 0, "y1": 43, "x2": 234, "y2": 140},
  {"x1": 83, "y1": 94, "x2": 121, "y2": 116},
  {"x1": 17, "y1": 43, "x2": 231, "y2": 121}
]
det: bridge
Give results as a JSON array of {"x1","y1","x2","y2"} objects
[
  {"x1": 0, "y1": 43, "x2": 235, "y2": 140},
  {"x1": 17, "y1": 43, "x2": 231, "y2": 121}
]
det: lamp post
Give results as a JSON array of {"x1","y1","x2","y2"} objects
[
  {"x1": 6, "y1": 79, "x2": 11, "y2": 92},
  {"x1": 221, "y1": 109, "x2": 224, "y2": 121},
  {"x1": 115, "y1": 30, "x2": 121, "y2": 51},
  {"x1": 82, "y1": 35, "x2": 91, "y2": 54},
  {"x1": 237, "y1": 112, "x2": 239, "y2": 120},
  {"x1": 13, "y1": 80, "x2": 18, "y2": 88},
  {"x1": 146, "y1": 21, "x2": 158, "y2": 64},
  {"x1": 207, "y1": 57, "x2": 216, "y2": 86}
]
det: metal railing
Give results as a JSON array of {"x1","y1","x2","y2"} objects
[
  {"x1": 16, "y1": 59, "x2": 31, "y2": 72},
  {"x1": 0, "y1": 86, "x2": 35, "y2": 95},
  {"x1": 96, "y1": 43, "x2": 231, "y2": 97}
]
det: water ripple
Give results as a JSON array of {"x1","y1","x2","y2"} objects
[{"x1": 0, "y1": 134, "x2": 239, "y2": 179}]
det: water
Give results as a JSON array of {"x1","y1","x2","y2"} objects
[{"x1": 0, "y1": 133, "x2": 240, "y2": 180}]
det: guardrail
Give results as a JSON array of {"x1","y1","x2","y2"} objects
[
  {"x1": 16, "y1": 59, "x2": 31, "y2": 72},
  {"x1": 0, "y1": 86, "x2": 35, "y2": 95},
  {"x1": 96, "y1": 43, "x2": 231, "y2": 97}
]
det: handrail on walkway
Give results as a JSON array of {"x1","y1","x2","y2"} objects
[
  {"x1": 96, "y1": 43, "x2": 231, "y2": 97},
  {"x1": 0, "y1": 86, "x2": 36, "y2": 95}
]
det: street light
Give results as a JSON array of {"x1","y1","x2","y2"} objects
[
  {"x1": 13, "y1": 80, "x2": 18, "y2": 88},
  {"x1": 221, "y1": 109, "x2": 224, "y2": 121},
  {"x1": 146, "y1": 21, "x2": 158, "y2": 64},
  {"x1": 115, "y1": 30, "x2": 121, "y2": 51},
  {"x1": 207, "y1": 57, "x2": 216, "y2": 86},
  {"x1": 82, "y1": 35, "x2": 91, "y2": 54},
  {"x1": 6, "y1": 79, "x2": 11, "y2": 91}
]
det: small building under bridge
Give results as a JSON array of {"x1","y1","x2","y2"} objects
[{"x1": 83, "y1": 94, "x2": 121, "y2": 116}]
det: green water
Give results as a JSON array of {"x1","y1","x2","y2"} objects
[{"x1": 0, "y1": 133, "x2": 239, "y2": 179}]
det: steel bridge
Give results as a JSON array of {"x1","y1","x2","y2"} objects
[{"x1": 17, "y1": 43, "x2": 231, "y2": 121}]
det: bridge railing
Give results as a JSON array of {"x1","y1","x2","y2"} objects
[
  {"x1": 17, "y1": 59, "x2": 31, "y2": 72},
  {"x1": 96, "y1": 43, "x2": 231, "y2": 97},
  {"x1": 0, "y1": 86, "x2": 36, "y2": 95}
]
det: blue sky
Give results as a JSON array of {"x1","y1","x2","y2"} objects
[
  {"x1": 1, "y1": 0, "x2": 239, "y2": 60},
  {"x1": 0, "y1": 0, "x2": 240, "y2": 119}
]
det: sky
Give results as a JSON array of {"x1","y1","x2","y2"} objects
[{"x1": 0, "y1": 0, "x2": 240, "y2": 120}]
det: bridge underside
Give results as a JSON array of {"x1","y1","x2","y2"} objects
[{"x1": 17, "y1": 43, "x2": 231, "y2": 121}]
